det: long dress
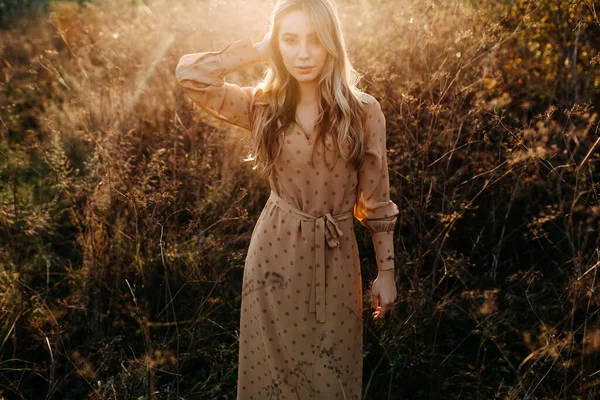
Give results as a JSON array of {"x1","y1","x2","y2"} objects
[{"x1": 176, "y1": 37, "x2": 399, "y2": 400}]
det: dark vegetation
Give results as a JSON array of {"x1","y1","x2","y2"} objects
[{"x1": 0, "y1": 0, "x2": 599, "y2": 398}]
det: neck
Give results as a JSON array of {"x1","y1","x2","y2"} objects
[{"x1": 297, "y1": 80, "x2": 318, "y2": 105}]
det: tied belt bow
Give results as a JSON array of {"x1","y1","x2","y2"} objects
[{"x1": 268, "y1": 190, "x2": 353, "y2": 323}]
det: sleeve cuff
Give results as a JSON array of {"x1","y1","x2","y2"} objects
[{"x1": 217, "y1": 37, "x2": 264, "y2": 75}]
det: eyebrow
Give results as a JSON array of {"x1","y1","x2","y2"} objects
[{"x1": 281, "y1": 32, "x2": 318, "y2": 37}]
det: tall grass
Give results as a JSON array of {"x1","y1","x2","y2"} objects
[
  {"x1": 0, "y1": 0, "x2": 599, "y2": 398},
  {"x1": 0, "y1": 0, "x2": 96, "y2": 27}
]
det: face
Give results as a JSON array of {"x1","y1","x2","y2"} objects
[{"x1": 277, "y1": 9, "x2": 329, "y2": 84}]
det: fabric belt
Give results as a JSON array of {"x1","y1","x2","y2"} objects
[{"x1": 268, "y1": 189, "x2": 353, "y2": 323}]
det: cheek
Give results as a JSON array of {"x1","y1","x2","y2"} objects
[{"x1": 317, "y1": 50, "x2": 328, "y2": 66}]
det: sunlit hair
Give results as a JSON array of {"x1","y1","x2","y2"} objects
[{"x1": 244, "y1": 0, "x2": 367, "y2": 179}]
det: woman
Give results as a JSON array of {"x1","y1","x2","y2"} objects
[{"x1": 175, "y1": 0, "x2": 399, "y2": 398}]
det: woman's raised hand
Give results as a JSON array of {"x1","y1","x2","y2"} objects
[{"x1": 256, "y1": 31, "x2": 272, "y2": 62}]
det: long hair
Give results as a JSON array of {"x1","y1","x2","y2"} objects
[{"x1": 244, "y1": 0, "x2": 368, "y2": 179}]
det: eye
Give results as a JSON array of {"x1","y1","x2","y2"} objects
[{"x1": 284, "y1": 38, "x2": 295, "y2": 44}]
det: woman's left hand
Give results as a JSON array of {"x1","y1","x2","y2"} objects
[{"x1": 370, "y1": 270, "x2": 397, "y2": 320}]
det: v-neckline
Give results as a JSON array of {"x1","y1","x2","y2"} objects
[{"x1": 294, "y1": 120, "x2": 314, "y2": 145}]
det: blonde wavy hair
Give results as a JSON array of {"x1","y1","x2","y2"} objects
[{"x1": 245, "y1": 0, "x2": 368, "y2": 178}]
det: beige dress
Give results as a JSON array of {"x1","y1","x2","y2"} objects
[{"x1": 176, "y1": 37, "x2": 399, "y2": 400}]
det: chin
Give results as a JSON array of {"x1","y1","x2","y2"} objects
[{"x1": 293, "y1": 74, "x2": 317, "y2": 82}]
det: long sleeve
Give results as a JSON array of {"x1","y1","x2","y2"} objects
[
  {"x1": 353, "y1": 97, "x2": 400, "y2": 271},
  {"x1": 175, "y1": 37, "x2": 264, "y2": 131}
]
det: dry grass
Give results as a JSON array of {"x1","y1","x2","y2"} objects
[{"x1": 0, "y1": 0, "x2": 599, "y2": 398}]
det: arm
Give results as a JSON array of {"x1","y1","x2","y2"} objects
[
  {"x1": 354, "y1": 96, "x2": 400, "y2": 320},
  {"x1": 175, "y1": 37, "x2": 267, "y2": 131},
  {"x1": 353, "y1": 97, "x2": 400, "y2": 273}
]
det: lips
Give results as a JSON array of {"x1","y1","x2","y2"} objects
[{"x1": 296, "y1": 66, "x2": 314, "y2": 73}]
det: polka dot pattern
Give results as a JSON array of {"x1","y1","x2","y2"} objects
[
  {"x1": 176, "y1": 36, "x2": 400, "y2": 400},
  {"x1": 239, "y1": 196, "x2": 363, "y2": 399},
  {"x1": 175, "y1": 37, "x2": 259, "y2": 131}
]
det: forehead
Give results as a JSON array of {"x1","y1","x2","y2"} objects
[{"x1": 279, "y1": 9, "x2": 316, "y2": 36}]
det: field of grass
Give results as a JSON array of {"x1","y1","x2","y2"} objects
[{"x1": 1, "y1": 0, "x2": 599, "y2": 398}]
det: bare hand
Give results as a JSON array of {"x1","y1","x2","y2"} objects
[
  {"x1": 256, "y1": 31, "x2": 272, "y2": 62},
  {"x1": 370, "y1": 270, "x2": 397, "y2": 320}
]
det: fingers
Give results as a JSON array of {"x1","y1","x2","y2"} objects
[
  {"x1": 372, "y1": 299, "x2": 397, "y2": 320},
  {"x1": 370, "y1": 286, "x2": 397, "y2": 320},
  {"x1": 371, "y1": 292, "x2": 382, "y2": 320}
]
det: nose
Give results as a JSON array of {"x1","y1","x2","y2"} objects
[{"x1": 299, "y1": 42, "x2": 309, "y2": 60}]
